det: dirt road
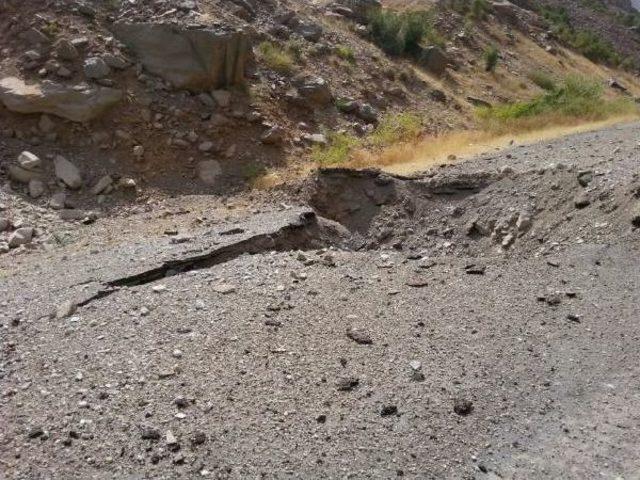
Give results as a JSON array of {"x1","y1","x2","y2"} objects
[{"x1": 2, "y1": 122, "x2": 640, "y2": 479}]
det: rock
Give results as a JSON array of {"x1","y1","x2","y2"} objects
[
  {"x1": 631, "y1": 209, "x2": 640, "y2": 228},
  {"x1": 83, "y1": 57, "x2": 111, "y2": 79},
  {"x1": 336, "y1": 376, "x2": 359, "y2": 391},
  {"x1": 9, "y1": 165, "x2": 43, "y2": 184},
  {"x1": 141, "y1": 427, "x2": 161, "y2": 440},
  {"x1": 574, "y1": 193, "x2": 591, "y2": 209},
  {"x1": 102, "y1": 53, "x2": 129, "y2": 70},
  {"x1": 465, "y1": 264, "x2": 486, "y2": 275},
  {"x1": 49, "y1": 192, "x2": 66, "y2": 210},
  {"x1": 261, "y1": 126, "x2": 285, "y2": 145},
  {"x1": 17, "y1": 151, "x2": 42, "y2": 171},
  {"x1": 355, "y1": 102, "x2": 378, "y2": 123},
  {"x1": 29, "y1": 179, "x2": 45, "y2": 198},
  {"x1": 418, "y1": 46, "x2": 449, "y2": 76},
  {"x1": 91, "y1": 175, "x2": 113, "y2": 195},
  {"x1": 198, "y1": 141, "x2": 214, "y2": 152},
  {"x1": 0, "y1": 77, "x2": 122, "y2": 122},
  {"x1": 191, "y1": 431, "x2": 207, "y2": 446},
  {"x1": 56, "y1": 300, "x2": 77, "y2": 319},
  {"x1": 198, "y1": 160, "x2": 222, "y2": 185},
  {"x1": 336, "y1": 97, "x2": 358, "y2": 113},
  {"x1": 21, "y1": 28, "x2": 50, "y2": 46},
  {"x1": 213, "y1": 284, "x2": 236, "y2": 294},
  {"x1": 609, "y1": 78, "x2": 628, "y2": 93},
  {"x1": 295, "y1": 22, "x2": 323, "y2": 42},
  {"x1": 0, "y1": 218, "x2": 9, "y2": 232},
  {"x1": 54, "y1": 155, "x2": 82, "y2": 189},
  {"x1": 165, "y1": 430, "x2": 178, "y2": 447},
  {"x1": 409, "y1": 360, "x2": 425, "y2": 381},
  {"x1": 54, "y1": 39, "x2": 79, "y2": 61},
  {"x1": 27, "y1": 426, "x2": 45, "y2": 439},
  {"x1": 302, "y1": 133, "x2": 327, "y2": 145},
  {"x1": 112, "y1": 22, "x2": 250, "y2": 91},
  {"x1": 577, "y1": 170, "x2": 593, "y2": 187},
  {"x1": 211, "y1": 89, "x2": 232, "y2": 108},
  {"x1": 453, "y1": 398, "x2": 474, "y2": 416},
  {"x1": 380, "y1": 405, "x2": 398, "y2": 417},
  {"x1": 8, "y1": 227, "x2": 34, "y2": 248},
  {"x1": 346, "y1": 326, "x2": 372, "y2": 345},
  {"x1": 296, "y1": 76, "x2": 333, "y2": 105}
]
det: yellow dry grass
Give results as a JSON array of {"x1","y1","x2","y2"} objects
[{"x1": 374, "y1": 114, "x2": 638, "y2": 175}]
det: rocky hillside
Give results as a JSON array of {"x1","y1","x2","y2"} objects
[{"x1": 1, "y1": 0, "x2": 639, "y2": 254}]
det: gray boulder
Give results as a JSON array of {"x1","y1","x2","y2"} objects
[
  {"x1": 8, "y1": 227, "x2": 34, "y2": 248},
  {"x1": 296, "y1": 76, "x2": 333, "y2": 105},
  {"x1": 0, "y1": 77, "x2": 122, "y2": 122},
  {"x1": 54, "y1": 155, "x2": 82, "y2": 189},
  {"x1": 83, "y1": 57, "x2": 111, "y2": 79},
  {"x1": 112, "y1": 22, "x2": 250, "y2": 91}
]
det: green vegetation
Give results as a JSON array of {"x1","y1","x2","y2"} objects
[
  {"x1": 335, "y1": 45, "x2": 356, "y2": 63},
  {"x1": 476, "y1": 76, "x2": 637, "y2": 130},
  {"x1": 527, "y1": 71, "x2": 556, "y2": 91},
  {"x1": 483, "y1": 45, "x2": 499, "y2": 72},
  {"x1": 540, "y1": 5, "x2": 621, "y2": 66},
  {"x1": 257, "y1": 41, "x2": 295, "y2": 73},
  {"x1": 311, "y1": 132, "x2": 361, "y2": 165},
  {"x1": 370, "y1": 113, "x2": 422, "y2": 146},
  {"x1": 311, "y1": 113, "x2": 424, "y2": 165},
  {"x1": 367, "y1": 9, "x2": 442, "y2": 57}
]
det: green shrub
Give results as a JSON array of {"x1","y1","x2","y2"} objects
[
  {"x1": 527, "y1": 71, "x2": 556, "y2": 91},
  {"x1": 484, "y1": 45, "x2": 499, "y2": 72},
  {"x1": 257, "y1": 41, "x2": 295, "y2": 73},
  {"x1": 477, "y1": 76, "x2": 636, "y2": 126},
  {"x1": 449, "y1": 0, "x2": 491, "y2": 21},
  {"x1": 335, "y1": 45, "x2": 356, "y2": 63},
  {"x1": 367, "y1": 9, "x2": 440, "y2": 57},
  {"x1": 370, "y1": 113, "x2": 423, "y2": 146},
  {"x1": 311, "y1": 132, "x2": 362, "y2": 165}
]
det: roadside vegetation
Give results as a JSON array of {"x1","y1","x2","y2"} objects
[
  {"x1": 476, "y1": 76, "x2": 637, "y2": 133},
  {"x1": 310, "y1": 77, "x2": 637, "y2": 169}
]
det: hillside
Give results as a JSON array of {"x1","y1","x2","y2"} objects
[{"x1": 1, "y1": 0, "x2": 640, "y2": 253}]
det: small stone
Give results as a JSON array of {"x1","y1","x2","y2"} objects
[
  {"x1": 574, "y1": 194, "x2": 591, "y2": 209},
  {"x1": 465, "y1": 264, "x2": 486, "y2": 275},
  {"x1": 27, "y1": 426, "x2": 44, "y2": 439},
  {"x1": 346, "y1": 326, "x2": 372, "y2": 345},
  {"x1": 29, "y1": 179, "x2": 45, "y2": 198},
  {"x1": 54, "y1": 39, "x2": 79, "y2": 60},
  {"x1": 453, "y1": 398, "x2": 474, "y2": 416},
  {"x1": 191, "y1": 431, "x2": 207, "y2": 446},
  {"x1": 141, "y1": 427, "x2": 161, "y2": 440},
  {"x1": 8, "y1": 227, "x2": 34, "y2": 248},
  {"x1": 133, "y1": 145, "x2": 145, "y2": 160},
  {"x1": 152, "y1": 285, "x2": 167, "y2": 293},
  {"x1": 198, "y1": 141, "x2": 214, "y2": 152},
  {"x1": 172, "y1": 349, "x2": 183, "y2": 359},
  {"x1": 91, "y1": 175, "x2": 113, "y2": 195},
  {"x1": 577, "y1": 170, "x2": 593, "y2": 187},
  {"x1": 213, "y1": 284, "x2": 236, "y2": 294},
  {"x1": 49, "y1": 192, "x2": 66, "y2": 210},
  {"x1": 165, "y1": 430, "x2": 178, "y2": 446},
  {"x1": 335, "y1": 377, "x2": 359, "y2": 391},
  {"x1": 380, "y1": 405, "x2": 398, "y2": 417},
  {"x1": 56, "y1": 300, "x2": 77, "y2": 319},
  {"x1": 18, "y1": 151, "x2": 41, "y2": 170}
]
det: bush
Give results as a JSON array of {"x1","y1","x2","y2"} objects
[
  {"x1": 484, "y1": 45, "x2": 499, "y2": 72},
  {"x1": 370, "y1": 113, "x2": 423, "y2": 146},
  {"x1": 335, "y1": 45, "x2": 356, "y2": 63},
  {"x1": 527, "y1": 71, "x2": 556, "y2": 91},
  {"x1": 367, "y1": 9, "x2": 440, "y2": 57},
  {"x1": 449, "y1": 0, "x2": 491, "y2": 21},
  {"x1": 311, "y1": 132, "x2": 362, "y2": 165},
  {"x1": 257, "y1": 41, "x2": 295, "y2": 73}
]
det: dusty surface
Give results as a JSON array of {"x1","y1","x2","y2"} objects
[{"x1": 2, "y1": 122, "x2": 640, "y2": 479}]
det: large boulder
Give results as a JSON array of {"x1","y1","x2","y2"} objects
[
  {"x1": 112, "y1": 22, "x2": 251, "y2": 91},
  {"x1": 0, "y1": 77, "x2": 122, "y2": 122}
]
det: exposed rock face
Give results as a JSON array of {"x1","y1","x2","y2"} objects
[
  {"x1": 112, "y1": 22, "x2": 251, "y2": 91},
  {"x1": 0, "y1": 77, "x2": 122, "y2": 122}
]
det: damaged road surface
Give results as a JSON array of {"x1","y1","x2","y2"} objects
[{"x1": 2, "y1": 123, "x2": 640, "y2": 479}]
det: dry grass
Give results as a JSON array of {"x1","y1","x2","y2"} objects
[{"x1": 375, "y1": 114, "x2": 639, "y2": 175}]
